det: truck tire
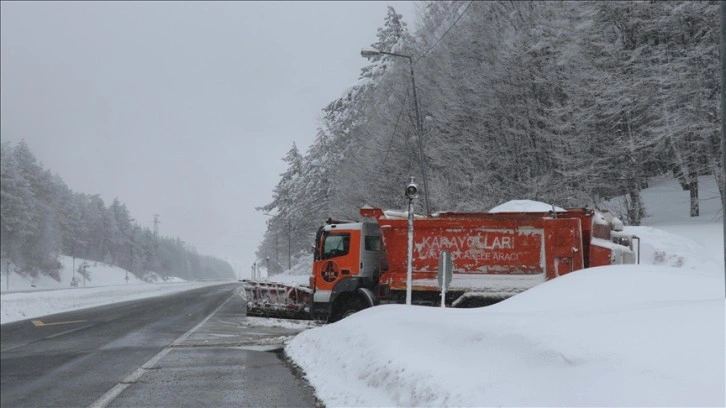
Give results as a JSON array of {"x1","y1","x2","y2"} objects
[{"x1": 331, "y1": 295, "x2": 368, "y2": 322}]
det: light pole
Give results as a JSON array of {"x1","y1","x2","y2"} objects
[
  {"x1": 361, "y1": 48, "x2": 431, "y2": 215},
  {"x1": 404, "y1": 177, "x2": 419, "y2": 305},
  {"x1": 720, "y1": 1, "x2": 726, "y2": 297}
]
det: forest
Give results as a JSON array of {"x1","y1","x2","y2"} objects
[
  {"x1": 257, "y1": 1, "x2": 723, "y2": 273},
  {"x1": 0, "y1": 141, "x2": 234, "y2": 281}
]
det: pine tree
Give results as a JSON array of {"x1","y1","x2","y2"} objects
[{"x1": 0, "y1": 142, "x2": 35, "y2": 263}]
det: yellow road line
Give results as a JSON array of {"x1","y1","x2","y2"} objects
[{"x1": 32, "y1": 319, "x2": 87, "y2": 327}]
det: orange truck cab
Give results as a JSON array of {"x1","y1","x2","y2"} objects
[
  {"x1": 310, "y1": 208, "x2": 638, "y2": 322},
  {"x1": 311, "y1": 220, "x2": 380, "y2": 322}
]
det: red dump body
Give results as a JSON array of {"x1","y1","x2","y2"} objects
[
  {"x1": 361, "y1": 207, "x2": 627, "y2": 303},
  {"x1": 305, "y1": 207, "x2": 637, "y2": 321}
]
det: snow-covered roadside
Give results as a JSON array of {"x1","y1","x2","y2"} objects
[
  {"x1": 0, "y1": 281, "x2": 230, "y2": 325},
  {"x1": 287, "y1": 263, "x2": 724, "y2": 407},
  {"x1": 0, "y1": 253, "x2": 236, "y2": 324},
  {"x1": 1, "y1": 255, "x2": 178, "y2": 293}
]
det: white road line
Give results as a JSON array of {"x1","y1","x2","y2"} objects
[
  {"x1": 1, "y1": 325, "x2": 93, "y2": 352},
  {"x1": 44, "y1": 325, "x2": 93, "y2": 339},
  {"x1": 0, "y1": 343, "x2": 29, "y2": 352},
  {"x1": 87, "y1": 292, "x2": 237, "y2": 408}
]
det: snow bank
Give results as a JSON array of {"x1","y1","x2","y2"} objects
[
  {"x1": 0, "y1": 255, "x2": 231, "y2": 324},
  {"x1": 286, "y1": 265, "x2": 725, "y2": 407}
]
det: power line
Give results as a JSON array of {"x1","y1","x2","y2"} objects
[
  {"x1": 379, "y1": 93, "x2": 409, "y2": 172},
  {"x1": 415, "y1": 1, "x2": 474, "y2": 64}
]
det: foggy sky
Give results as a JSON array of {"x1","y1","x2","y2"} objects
[{"x1": 1, "y1": 1, "x2": 416, "y2": 278}]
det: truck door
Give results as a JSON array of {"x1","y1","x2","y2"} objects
[{"x1": 313, "y1": 230, "x2": 361, "y2": 294}]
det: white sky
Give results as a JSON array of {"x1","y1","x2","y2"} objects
[{"x1": 0, "y1": 1, "x2": 417, "y2": 276}]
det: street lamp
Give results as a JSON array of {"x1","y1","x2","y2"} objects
[
  {"x1": 361, "y1": 48, "x2": 431, "y2": 215},
  {"x1": 404, "y1": 177, "x2": 418, "y2": 305}
]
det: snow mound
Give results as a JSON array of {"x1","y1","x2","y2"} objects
[
  {"x1": 489, "y1": 199, "x2": 565, "y2": 213},
  {"x1": 286, "y1": 265, "x2": 725, "y2": 407}
]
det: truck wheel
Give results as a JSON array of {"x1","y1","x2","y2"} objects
[{"x1": 332, "y1": 296, "x2": 368, "y2": 322}]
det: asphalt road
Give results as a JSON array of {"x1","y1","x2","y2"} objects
[{"x1": 0, "y1": 283, "x2": 319, "y2": 407}]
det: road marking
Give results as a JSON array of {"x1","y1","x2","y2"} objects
[
  {"x1": 1, "y1": 324, "x2": 93, "y2": 352},
  {"x1": 44, "y1": 325, "x2": 93, "y2": 339},
  {"x1": 87, "y1": 292, "x2": 238, "y2": 408},
  {"x1": 0, "y1": 343, "x2": 30, "y2": 352},
  {"x1": 31, "y1": 319, "x2": 87, "y2": 327}
]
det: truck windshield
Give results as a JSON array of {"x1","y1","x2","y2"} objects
[{"x1": 322, "y1": 233, "x2": 350, "y2": 259}]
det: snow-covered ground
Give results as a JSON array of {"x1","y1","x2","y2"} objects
[
  {"x1": 286, "y1": 175, "x2": 726, "y2": 407},
  {"x1": 1, "y1": 254, "x2": 192, "y2": 292},
  {"x1": 0, "y1": 255, "x2": 230, "y2": 324}
]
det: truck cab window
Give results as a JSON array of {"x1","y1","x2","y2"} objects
[{"x1": 322, "y1": 233, "x2": 350, "y2": 259}]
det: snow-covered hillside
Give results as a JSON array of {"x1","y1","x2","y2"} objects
[{"x1": 1, "y1": 255, "x2": 147, "y2": 292}]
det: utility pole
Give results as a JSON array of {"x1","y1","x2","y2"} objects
[
  {"x1": 361, "y1": 49, "x2": 431, "y2": 215},
  {"x1": 720, "y1": 1, "x2": 726, "y2": 297},
  {"x1": 153, "y1": 214, "x2": 160, "y2": 237},
  {"x1": 288, "y1": 218, "x2": 292, "y2": 270}
]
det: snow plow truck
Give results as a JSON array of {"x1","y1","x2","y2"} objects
[{"x1": 244, "y1": 204, "x2": 639, "y2": 322}]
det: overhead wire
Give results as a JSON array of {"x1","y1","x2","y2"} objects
[
  {"x1": 361, "y1": 1, "x2": 474, "y2": 201},
  {"x1": 414, "y1": 1, "x2": 474, "y2": 64},
  {"x1": 367, "y1": 92, "x2": 410, "y2": 198}
]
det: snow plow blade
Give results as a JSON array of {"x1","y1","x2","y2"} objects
[{"x1": 241, "y1": 280, "x2": 312, "y2": 320}]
